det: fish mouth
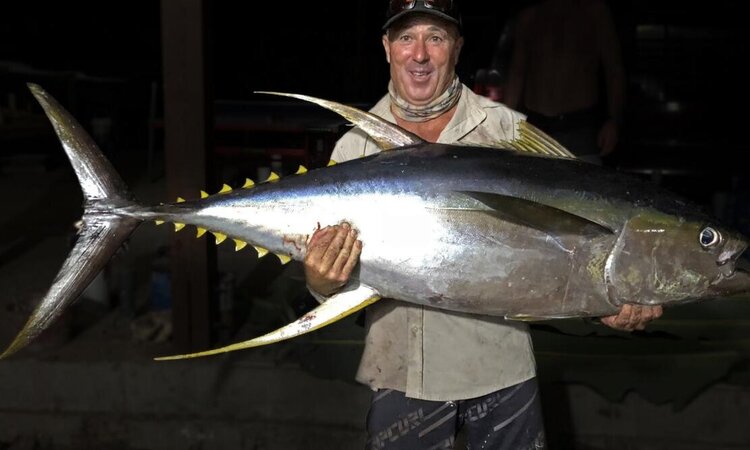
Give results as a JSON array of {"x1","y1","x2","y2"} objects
[
  {"x1": 718, "y1": 243, "x2": 749, "y2": 278},
  {"x1": 711, "y1": 248, "x2": 750, "y2": 296}
]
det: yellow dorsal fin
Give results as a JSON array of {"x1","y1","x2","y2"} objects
[
  {"x1": 267, "y1": 172, "x2": 280, "y2": 182},
  {"x1": 176, "y1": 197, "x2": 186, "y2": 203},
  {"x1": 212, "y1": 232, "x2": 227, "y2": 245},
  {"x1": 218, "y1": 184, "x2": 232, "y2": 194},
  {"x1": 196, "y1": 227, "x2": 207, "y2": 238},
  {"x1": 254, "y1": 246, "x2": 269, "y2": 258},
  {"x1": 327, "y1": 159, "x2": 337, "y2": 167},
  {"x1": 234, "y1": 239, "x2": 248, "y2": 251},
  {"x1": 174, "y1": 223, "x2": 186, "y2": 232},
  {"x1": 276, "y1": 253, "x2": 292, "y2": 265},
  {"x1": 497, "y1": 121, "x2": 577, "y2": 159},
  {"x1": 295, "y1": 165, "x2": 308, "y2": 175},
  {"x1": 200, "y1": 190, "x2": 209, "y2": 199},
  {"x1": 253, "y1": 92, "x2": 423, "y2": 151},
  {"x1": 242, "y1": 178, "x2": 255, "y2": 188},
  {"x1": 155, "y1": 220, "x2": 165, "y2": 226}
]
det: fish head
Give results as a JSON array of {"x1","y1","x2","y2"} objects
[{"x1": 606, "y1": 212, "x2": 750, "y2": 307}]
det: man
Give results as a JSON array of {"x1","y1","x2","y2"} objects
[
  {"x1": 504, "y1": 0, "x2": 625, "y2": 164},
  {"x1": 305, "y1": 1, "x2": 660, "y2": 448}
]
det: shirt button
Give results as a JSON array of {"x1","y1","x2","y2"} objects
[{"x1": 411, "y1": 325, "x2": 419, "y2": 333}]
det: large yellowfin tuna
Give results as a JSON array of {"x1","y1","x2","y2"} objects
[{"x1": 2, "y1": 84, "x2": 749, "y2": 360}]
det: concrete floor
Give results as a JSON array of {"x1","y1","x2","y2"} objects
[{"x1": 0, "y1": 152, "x2": 749, "y2": 449}]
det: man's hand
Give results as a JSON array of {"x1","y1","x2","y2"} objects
[
  {"x1": 304, "y1": 222, "x2": 362, "y2": 297},
  {"x1": 600, "y1": 304, "x2": 663, "y2": 331}
]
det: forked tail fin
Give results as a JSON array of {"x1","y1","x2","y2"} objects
[{"x1": 0, "y1": 84, "x2": 139, "y2": 358}]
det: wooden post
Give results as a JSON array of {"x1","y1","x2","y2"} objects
[{"x1": 160, "y1": 0, "x2": 216, "y2": 352}]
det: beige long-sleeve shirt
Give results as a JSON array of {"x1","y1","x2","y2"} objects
[{"x1": 323, "y1": 85, "x2": 537, "y2": 401}]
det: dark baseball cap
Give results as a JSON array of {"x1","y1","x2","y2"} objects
[{"x1": 383, "y1": 0, "x2": 462, "y2": 32}]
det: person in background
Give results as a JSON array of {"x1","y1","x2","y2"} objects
[
  {"x1": 304, "y1": 1, "x2": 660, "y2": 448},
  {"x1": 504, "y1": 0, "x2": 626, "y2": 165}
]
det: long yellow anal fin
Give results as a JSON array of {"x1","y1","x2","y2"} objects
[
  {"x1": 267, "y1": 172, "x2": 280, "y2": 182},
  {"x1": 155, "y1": 220, "x2": 165, "y2": 226},
  {"x1": 176, "y1": 197, "x2": 186, "y2": 203},
  {"x1": 212, "y1": 232, "x2": 227, "y2": 245},
  {"x1": 254, "y1": 246, "x2": 269, "y2": 258},
  {"x1": 174, "y1": 223, "x2": 186, "y2": 232},
  {"x1": 295, "y1": 165, "x2": 308, "y2": 175},
  {"x1": 234, "y1": 239, "x2": 247, "y2": 251},
  {"x1": 154, "y1": 285, "x2": 381, "y2": 360},
  {"x1": 276, "y1": 253, "x2": 291, "y2": 265},
  {"x1": 327, "y1": 159, "x2": 337, "y2": 167},
  {"x1": 200, "y1": 190, "x2": 209, "y2": 199},
  {"x1": 196, "y1": 227, "x2": 207, "y2": 238},
  {"x1": 218, "y1": 184, "x2": 232, "y2": 194},
  {"x1": 242, "y1": 178, "x2": 255, "y2": 188},
  {"x1": 505, "y1": 313, "x2": 577, "y2": 321},
  {"x1": 504, "y1": 314, "x2": 540, "y2": 322}
]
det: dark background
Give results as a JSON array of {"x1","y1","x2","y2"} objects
[
  {"x1": 1, "y1": 2, "x2": 750, "y2": 449},
  {"x1": 2, "y1": 0, "x2": 749, "y2": 204}
]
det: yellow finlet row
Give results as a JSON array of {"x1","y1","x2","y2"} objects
[{"x1": 153, "y1": 166, "x2": 312, "y2": 263}]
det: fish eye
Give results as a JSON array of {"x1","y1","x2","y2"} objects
[{"x1": 699, "y1": 227, "x2": 721, "y2": 248}]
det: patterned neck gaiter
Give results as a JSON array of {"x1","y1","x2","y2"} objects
[{"x1": 389, "y1": 76, "x2": 462, "y2": 122}]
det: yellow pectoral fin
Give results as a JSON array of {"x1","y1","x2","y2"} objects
[{"x1": 154, "y1": 284, "x2": 381, "y2": 360}]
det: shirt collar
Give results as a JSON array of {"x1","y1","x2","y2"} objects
[{"x1": 370, "y1": 84, "x2": 489, "y2": 143}]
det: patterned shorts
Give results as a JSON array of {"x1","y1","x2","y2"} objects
[{"x1": 365, "y1": 378, "x2": 546, "y2": 450}]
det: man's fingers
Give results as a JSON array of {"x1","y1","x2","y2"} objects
[
  {"x1": 613, "y1": 304, "x2": 633, "y2": 329},
  {"x1": 341, "y1": 239, "x2": 363, "y2": 278},
  {"x1": 601, "y1": 304, "x2": 636, "y2": 331},
  {"x1": 628, "y1": 305, "x2": 642, "y2": 329},
  {"x1": 303, "y1": 225, "x2": 347, "y2": 296},
  {"x1": 644, "y1": 305, "x2": 663, "y2": 322},
  {"x1": 635, "y1": 305, "x2": 663, "y2": 330},
  {"x1": 303, "y1": 222, "x2": 362, "y2": 297},
  {"x1": 319, "y1": 224, "x2": 350, "y2": 271},
  {"x1": 602, "y1": 304, "x2": 664, "y2": 331},
  {"x1": 330, "y1": 227, "x2": 358, "y2": 275}
]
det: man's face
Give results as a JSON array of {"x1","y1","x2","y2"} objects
[{"x1": 383, "y1": 15, "x2": 463, "y2": 106}]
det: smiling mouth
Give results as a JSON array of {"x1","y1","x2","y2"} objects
[{"x1": 409, "y1": 70, "x2": 431, "y2": 79}]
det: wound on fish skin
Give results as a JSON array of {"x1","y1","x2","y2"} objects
[
  {"x1": 276, "y1": 253, "x2": 292, "y2": 265},
  {"x1": 267, "y1": 172, "x2": 280, "y2": 182},
  {"x1": 242, "y1": 178, "x2": 255, "y2": 188},
  {"x1": 234, "y1": 239, "x2": 247, "y2": 251},
  {"x1": 212, "y1": 232, "x2": 227, "y2": 245},
  {"x1": 254, "y1": 246, "x2": 269, "y2": 257},
  {"x1": 296, "y1": 165, "x2": 308, "y2": 175},
  {"x1": 200, "y1": 190, "x2": 209, "y2": 199},
  {"x1": 196, "y1": 227, "x2": 207, "y2": 238},
  {"x1": 174, "y1": 223, "x2": 186, "y2": 232},
  {"x1": 218, "y1": 184, "x2": 232, "y2": 194}
]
